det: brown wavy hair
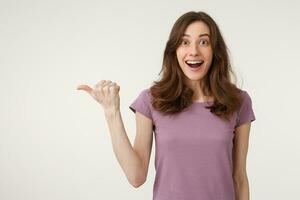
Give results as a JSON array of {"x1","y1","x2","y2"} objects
[{"x1": 149, "y1": 11, "x2": 244, "y2": 122}]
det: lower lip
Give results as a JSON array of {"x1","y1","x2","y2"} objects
[{"x1": 187, "y1": 63, "x2": 203, "y2": 72}]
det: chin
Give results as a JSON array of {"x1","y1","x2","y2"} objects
[
  {"x1": 185, "y1": 75, "x2": 205, "y2": 82},
  {"x1": 185, "y1": 72, "x2": 206, "y2": 79}
]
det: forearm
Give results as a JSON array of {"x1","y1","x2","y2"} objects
[
  {"x1": 104, "y1": 110, "x2": 144, "y2": 187},
  {"x1": 234, "y1": 178, "x2": 250, "y2": 200}
]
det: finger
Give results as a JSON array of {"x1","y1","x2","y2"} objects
[
  {"x1": 103, "y1": 80, "x2": 112, "y2": 87},
  {"x1": 77, "y1": 85, "x2": 93, "y2": 94},
  {"x1": 108, "y1": 82, "x2": 116, "y2": 87},
  {"x1": 96, "y1": 80, "x2": 106, "y2": 87},
  {"x1": 100, "y1": 80, "x2": 113, "y2": 91},
  {"x1": 95, "y1": 80, "x2": 110, "y2": 89},
  {"x1": 109, "y1": 83, "x2": 120, "y2": 93},
  {"x1": 107, "y1": 82, "x2": 116, "y2": 90}
]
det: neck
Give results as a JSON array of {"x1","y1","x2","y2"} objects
[{"x1": 186, "y1": 80, "x2": 213, "y2": 102}]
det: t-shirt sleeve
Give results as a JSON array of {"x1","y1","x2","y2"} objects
[
  {"x1": 235, "y1": 90, "x2": 256, "y2": 128},
  {"x1": 129, "y1": 89, "x2": 153, "y2": 120}
]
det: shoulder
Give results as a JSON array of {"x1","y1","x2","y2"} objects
[
  {"x1": 140, "y1": 88, "x2": 153, "y2": 101},
  {"x1": 234, "y1": 88, "x2": 256, "y2": 127},
  {"x1": 141, "y1": 88, "x2": 150, "y2": 95},
  {"x1": 142, "y1": 87, "x2": 151, "y2": 94},
  {"x1": 237, "y1": 88, "x2": 252, "y2": 102},
  {"x1": 236, "y1": 88, "x2": 255, "y2": 115}
]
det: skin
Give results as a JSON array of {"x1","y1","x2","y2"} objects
[
  {"x1": 176, "y1": 21, "x2": 251, "y2": 200},
  {"x1": 77, "y1": 80, "x2": 153, "y2": 188},
  {"x1": 176, "y1": 21, "x2": 213, "y2": 102},
  {"x1": 233, "y1": 122, "x2": 252, "y2": 200}
]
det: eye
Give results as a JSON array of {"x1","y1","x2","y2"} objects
[
  {"x1": 181, "y1": 39, "x2": 189, "y2": 45},
  {"x1": 200, "y1": 39, "x2": 209, "y2": 46}
]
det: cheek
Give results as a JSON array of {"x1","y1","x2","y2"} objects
[
  {"x1": 205, "y1": 53, "x2": 213, "y2": 68},
  {"x1": 203, "y1": 49, "x2": 213, "y2": 60},
  {"x1": 176, "y1": 48, "x2": 185, "y2": 60},
  {"x1": 176, "y1": 50, "x2": 184, "y2": 62}
]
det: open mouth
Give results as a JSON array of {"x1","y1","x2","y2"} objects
[{"x1": 185, "y1": 60, "x2": 204, "y2": 68}]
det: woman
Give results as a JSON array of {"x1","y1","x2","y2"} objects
[{"x1": 77, "y1": 11, "x2": 256, "y2": 200}]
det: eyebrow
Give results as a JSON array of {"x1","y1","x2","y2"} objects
[{"x1": 182, "y1": 33, "x2": 210, "y2": 38}]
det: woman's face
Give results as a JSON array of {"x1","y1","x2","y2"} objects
[{"x1": 176, "y1": 21, "x2": 213, "y2": 86}]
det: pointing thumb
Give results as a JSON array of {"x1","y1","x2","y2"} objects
[{"x1": 77, "y1": 84, "x2": 95, "y2": 97}]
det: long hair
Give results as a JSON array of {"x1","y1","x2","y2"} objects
[{"x1": 150, "y1": 11, "x2": 243, "y2": 122}]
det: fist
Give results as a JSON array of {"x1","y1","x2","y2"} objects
[{"x1": 77, "y1": 80, "x2": 120, "y2": 113}]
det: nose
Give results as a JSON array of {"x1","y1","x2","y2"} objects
[{"x1": 189, "y1": 43, "x2": 200, "y2": 56}]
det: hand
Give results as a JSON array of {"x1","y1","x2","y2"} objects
[{"x1": 77, "y1": 80, "x2": 120, "y2": 114}]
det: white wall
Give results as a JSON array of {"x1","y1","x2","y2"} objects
[{"x1": 1, "y1": 0, "x2": 299, "y2": 199}]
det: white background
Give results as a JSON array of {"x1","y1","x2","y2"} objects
[{"x1": 1, "y1": 0, "x2": 299, "y2": 199}]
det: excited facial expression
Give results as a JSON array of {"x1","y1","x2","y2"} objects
[{"x1": 176, "y1": 21, "x2": 213, "y2": 86}]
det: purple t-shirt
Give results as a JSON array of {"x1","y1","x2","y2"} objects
[{"x1": 129, "y1": 88, "x2": 256, "y2": 200}]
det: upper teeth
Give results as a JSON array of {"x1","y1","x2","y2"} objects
[{"x1": 186, "y1": 60, "x2": 203, "y2": 64}]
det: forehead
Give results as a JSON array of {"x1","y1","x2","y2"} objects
[{"x1": 182, "y1": 21, "x2": 210, "y2": 38}]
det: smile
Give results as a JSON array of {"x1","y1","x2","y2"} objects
[{"x1": 185, "y1": 60, "x2": 204, "y2": 68}]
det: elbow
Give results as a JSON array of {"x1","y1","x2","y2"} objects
[
  {"x1": 130, "y1": 176, "x2": 146, "y2": 188},
  {"x1": 128, "y1": 161, "x2": 148, "y2": 188},
  {"x1": 233, "y1": 174, "x2": 248, "y2": 185},
  {"x1": 131, "y1": 182, "x2": 143, "y2": 188}
]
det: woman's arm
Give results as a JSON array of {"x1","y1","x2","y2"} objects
[
  {"x1": 77, "y1": 80, "x2": 153, "y2": 188},
  {"x1": 104, "y1": 110, "x2": 153, "y2": 188},
  {"x1": 232, "y1": 122, "x2": 252, "y2": 200}
]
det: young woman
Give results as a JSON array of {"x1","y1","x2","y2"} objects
[{"x1": 77, "y1": 11, "x2": 256, "y2": 200}]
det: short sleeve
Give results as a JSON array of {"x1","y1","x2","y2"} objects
[
  {"x1": 129, "y1": 89, "x2": 153, "y2": 120},
  {"x1": 235, "y1": 90, "x2": 256, "y2": 128}
]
